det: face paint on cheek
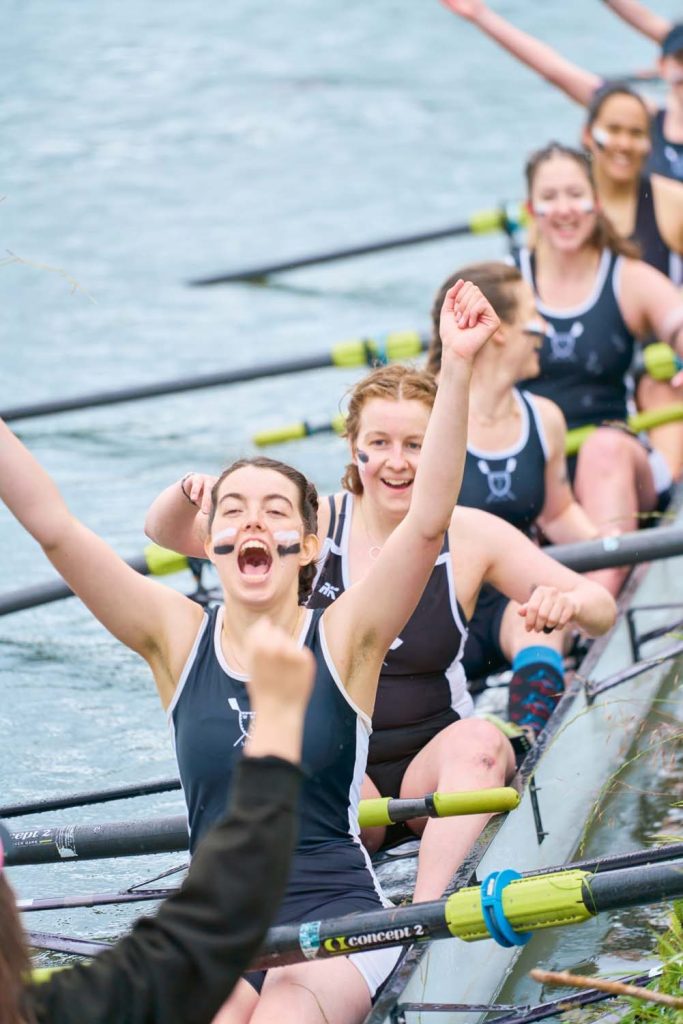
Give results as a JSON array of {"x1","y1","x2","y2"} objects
[
  {"x1": 274, "y1": 530, "x2": 301, "y2": 556},
  {"x1": 531, "y1": 202, "x2": 551, "y2": 218},
  {"x1": 213, "y1": 527, "x2": 237, "y2": 555},
  {"x1": 591, "y1": 126, "x2": 609, "y2": 151},
  {"x1": 574, "y1": 198, "x2": 595, "y2": 214},
  {"x1": 356, "y1": 449, "x2": 370, "y2": 476}
]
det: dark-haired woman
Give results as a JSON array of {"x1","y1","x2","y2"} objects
[
  {"x1": 9, "y1": 621, "x2": 311, "y2": 1024},
  {"x1": 426, "y1": 261, "x2": 599, "y2": 731},
  {"x1": 0, "y1": 283, "x2": 507, "y2": 1024},
  {"x1": 438, "y1": 0, "x2": 683, "y2": 185},
  {"x1": 518, "y1": 142, "x2": 683, "y2": 593},
  {"x1": 146, "y1": 369, "x2": 615, "y2": 903}
]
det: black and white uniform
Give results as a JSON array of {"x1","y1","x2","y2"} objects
[
  {"x1": 308, "y1": 492, "x2": 470, "y2": 801},
  {"x1": 518, "y1": 246, "x2": 672, "y2": 499},
  {"x1": 647, "y1": 109, "x2": 683, "y2": 184},
  {"x1": 631, "y1": 176, "x2": 683, "y2": 285},
  {"x1": 458, "y1": 389, "x2": 549, "y2": 681},
  {"x1": 169, "y1": 604, "x2": 400, "y2": 996}
]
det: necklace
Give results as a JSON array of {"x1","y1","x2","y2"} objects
[
  {"x1": 359, "y1": 499, "x2": 386, "y2": 560},
  {"x1": 223, "y1": 607, "x2": 302, "y2": 674}
]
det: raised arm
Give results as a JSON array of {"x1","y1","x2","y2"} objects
[
  {"x1": 439, "y1": 0, "x2": 601, "y2": 106},
  {"x1": 0, "y1": 418, "x2": 200, "y2": 705},
  {"x1": 145, "y1": 472, "x2": 215, "y2": 558},
  {"x1": 602, "y1": 0, "x2": 671, "y2": 44},
  {"x1": 619, "y1": 259, "x2": 683, "y2": 355},
  {"x1": 535, "y1": 397, "x2": 600, "y2": 545},
  {"x1": 326, "y1": 282, "x2": 500, "y2": 713}
]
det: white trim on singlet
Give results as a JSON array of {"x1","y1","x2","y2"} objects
[
  {"x1": 466, "y1": 388, "x2": 530, "y2": 460},
  {"x1": 338, "y1": 492, "x2": 354, "y2": 592},
  {"x1": 166, "y1": 612, "x2": 209, "y2": 723},
  {"x1": 521, "y1": 389, "x2": 550, "y2": 461},
  {"x1": 519, "y1": 247, "x2": 613, "y2": 319},
  {"x1": 318, "y1": 615, "x2": 372, "y2": 730},
  {"x1": 442, "y1": 549, "x2": 473, "y2": 719},
  {"x1": 670, "y1": 250, "x2": 683, "y2": 287},
  {"x1": 212, "y1": 605, "x2": 313, "y2": 681}
]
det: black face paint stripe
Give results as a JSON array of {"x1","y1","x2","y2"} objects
[
  {"x1": 277, "y1": 543, "x2": 301, "y2": 556},
  {"x1": 214, "y1": 544, "x2": 235, "y2": 555},
  {"x1": 357, "y1": 450, "x2": 369, "y2": 464}
]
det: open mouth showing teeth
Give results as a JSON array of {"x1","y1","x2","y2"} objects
[
  {"x1": 382, "y1": 479, "x2": 412, "y2": 490},
  {"x1": 237, "y1": 540, "x2": 273, "y2": 576}
]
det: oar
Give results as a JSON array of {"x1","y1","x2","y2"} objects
[
  {"x1": 0, "y1": 331, "x2": 426, "y2": 423},
  {"x1": 250, "y1": 859, "x2": 683, "y2": 970},
  {"x1": 545, "y1": 523, "x2": 683, "y2": 573},
  {"x1": 0, "y1": 544, "x2": 189, "y2": 617},
  {"x1": 0, "y1": 777, "x2": 183, "y2": 818},
  {"x1": 19, "y1": 887, "x2": 178, "y2": 913},
  {"x1": 187, "y1": 206, "x2": 526, "y2": 286},
  {"x1": 2, "y1": 788, "x2": 520, "y2": 866},
  {"x1": 26, "y1": 931, "x2": 111, "y2": 958},
  {"x1": 253, "y1": 399, "x2": 683, "y2": 450}
]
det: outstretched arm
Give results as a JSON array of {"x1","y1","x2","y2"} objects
[
  {"x1": 326, "y1": 282, "x2": 501, "y2": 713},
  {"x1": 32, "y1": 621, "x2": 313, "y2": 1024},
  {"x1": 602, "y1": 0, "x2": 671, "y2": 44},
  {"x1": 145, "y1": 472, "x2": 215, "y2": 558},
  {"x1": 439, "y1": 0, "x2": 601, "y2": 106},
  {"x1": 0, "y1": 419, "x2": 200, "y2": 703}
]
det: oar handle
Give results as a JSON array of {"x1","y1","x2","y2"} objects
[
  {"x1": 565, "y1": 402, "x2": 683, "y2": 456},
  {"x1": 357, "y1": 787, "x2": 519, "y2": 828}
]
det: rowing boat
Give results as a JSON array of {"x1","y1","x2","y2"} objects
[{"x1": 366, "y1": 494, "x2": 683, "y2": 1024}]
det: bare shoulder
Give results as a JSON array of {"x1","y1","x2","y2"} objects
[{"x1": 651, "y1": 172, "x2": 683, "y2": 205}]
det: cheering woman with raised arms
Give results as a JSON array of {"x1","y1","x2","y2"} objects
[{"x1": 2, "y1": 281, "x2": 499, "y2": 1024}]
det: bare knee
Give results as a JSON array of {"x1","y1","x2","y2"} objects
[{"x1": 436, "y1": 719, "x2": 509, "y2": 773}]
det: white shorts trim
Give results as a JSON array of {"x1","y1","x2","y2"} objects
[{"x1": 348, "y1": 944, "x2": 403, "y2": 998}]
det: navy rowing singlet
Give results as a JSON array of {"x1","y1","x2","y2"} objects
[
  {"x1": 631, "y1": 176, "x2": 683, "y2": 284},
  {"x1": 169, "y1": 605, "x2": 388, "y2": 921},
  {"x1": 647, "y1": 109, "x2": 683, "y2": 184},
  {"x1": 458, "y1": 389, "x2": 548, "y2": 536},
  {"x1": 518, "y1": 248, "x2": 636, "y2": 430},
  {"x1": 308, "y1": 493, "x2": 471, "y2": 765}
]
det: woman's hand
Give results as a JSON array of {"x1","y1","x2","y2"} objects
[
  {"x1": 439, "y1": 0, "x2": 486, "y2": 21},
  {"x1": 438, "y1": 279, "x2": 500, "y2": 364},
  {"x1": 181, "y1": 473, "x2": 218, "y2": 516},
  {"x1": 517, "y1": 585, "x2": 580, "y2": 633}
]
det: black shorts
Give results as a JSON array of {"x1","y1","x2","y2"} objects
[
  {"x1": 461, "y1": 584, "x2": 510, "y2": 683},
  {"x1": 366, "y1": 708, "x2": 460, "y2": 800}
]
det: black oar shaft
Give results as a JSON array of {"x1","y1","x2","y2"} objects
[
  {"x1": 0, "y1": 778, "x2": 181, "y2": 819},
  {"x1": 0, "y1": 553, "x2": 148, "y2": 616},
  {"x1": 27, "y1": 932, "x2": 111, "y2": 957},
  {"x1": 20, "y1": 888, "x2": 175, "y2": 913},
  {"x1": 3, "y1": 815, "x2": 188, "y2": 866},
  {"x1": 0, "y1": 355, "x2": 333, "y2": 423},
  {"x1": 546, "y1": 525, "x2": 683, "y2": 573},
  {"x1": 188, "y1": 217, "x2": 505, "y2": 286},
  {"x1": 582, "y1": 862, "x2": 683, "y2": 913}
]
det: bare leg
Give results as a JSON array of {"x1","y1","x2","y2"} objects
[
  {"x1": 637, "y1": 376, "x2": 683, "y2": 481},
  {"x1": 253, "y1": 958, "x2": 372, "y2": 1024},
  {"x1": 211, "y1": 978, "x2": 259, "y2": 1024},
  {"x1": 359, "y1": 774, "x2": 386, "y2": 854},
  {"x1": 400, "y1": 719, "x2": 515, "y2": 902},
  {"x1": 573, "y1": 428, "x2": 657, "y2": 596}
]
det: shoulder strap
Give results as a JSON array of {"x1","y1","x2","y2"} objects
[
  {"x1": 334, "y1": 492, "x2": 349, "y2": 547},
  {"x1": 326, "y1": 494, "x2": 337, "y2": 541}
]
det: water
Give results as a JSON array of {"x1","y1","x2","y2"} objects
[{"x1": 1, "y1": 0, "x2": 681, "y2": 974}]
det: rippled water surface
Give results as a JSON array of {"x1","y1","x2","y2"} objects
[{"x1": 2, "y1": 0, "x2": 682, "y2": 977}]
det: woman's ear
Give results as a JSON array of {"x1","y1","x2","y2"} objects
[{"x1": 301, "y1": 531, "x2": 319, "y2": 567}]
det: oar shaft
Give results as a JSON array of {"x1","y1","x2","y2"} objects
[
  {"x1": 187, "y1": 209, "x2": 516, "y2": 286},
  {"x1": 545, "y1": 524, "x2": 683, "y2": 573},
  {"x1": 3, "y1": 815, "x2": 189, "y2": 866},
  {"x1": 582, "y1": 862, "x2": 683, "y2": 913},
  {"x1": 0, "y1": 777, "x2": 182, "y2": 818},
  {"x1": 19, "y1": 888, "x2": 175, "y2": 913}
]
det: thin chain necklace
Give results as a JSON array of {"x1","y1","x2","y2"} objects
[
  {"x1": 223, "y1": 607, "x2": 303, "y2": 674},
  {"x1": 359, "y1": 498, "x2": 387, "y2": 561}
]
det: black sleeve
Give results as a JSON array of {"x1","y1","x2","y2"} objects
[{"x1": 28, "y1": 756, "x2": 302, "y2": 1024}]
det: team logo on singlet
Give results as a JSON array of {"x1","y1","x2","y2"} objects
[
  {"x1": 547, "y1": 321, "x2": 583, "y2": 361},
  {"x1": 477, "y1": 457, "x2": 517, "y2": 503},
  {"x1": 318, "y1": 581, "x2": 340, "y2": 600},
  {"x1": 665, "y1": 145, "x2": 683, "y2": 179},
  {"x1": 228, "y1": 697, "x2": 255, "y2": 746}
]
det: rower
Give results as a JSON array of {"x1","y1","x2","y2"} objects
[
  {"x1": 3, "y1": 620, "x2": 310, "y2": 1024},
  {"x1": 427, "y1": 260, "x2": 599, "y2": 736},
  {"x1": 518, "y1": 142, "x2": 683, "y2": 592}
]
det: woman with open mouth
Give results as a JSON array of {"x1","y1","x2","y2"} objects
[
  {"x1": 146, "y1": 305, "x2": 615, "y2": 912},
  {"x1": 1, "y1": 282, "x2": 552, "y2": 1024}
]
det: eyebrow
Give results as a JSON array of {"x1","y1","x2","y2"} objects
[{"x1": 217, "y1": 491, "x2": 294, "y2": 509}]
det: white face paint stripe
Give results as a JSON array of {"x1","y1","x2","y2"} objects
[
  {"x1": 213, "y1": 527, "x2": 237, "y2": 544},
  {"x1": 274, "y1": 530, "x2": 300, "y2": 544}
]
